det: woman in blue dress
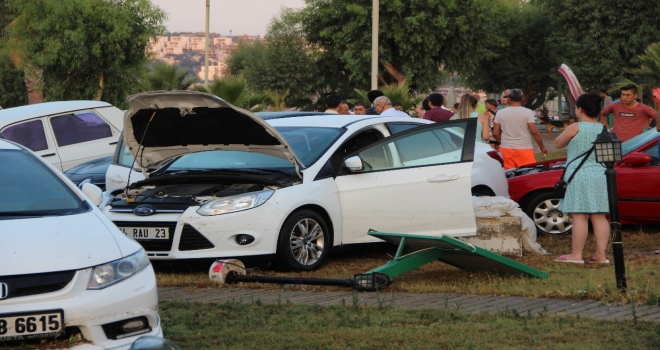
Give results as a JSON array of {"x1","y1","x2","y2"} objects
[{"x1": 553, "y1": 93, "x2": 610, "y2": 264}]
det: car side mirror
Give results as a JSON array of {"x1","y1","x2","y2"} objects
[
  {"x1": 622, "y1": 152, "x2": 651, "y2": 167},
  {"x1": 81, "y1": 183, "x2": 104, "y2": 206},
  {"x1": 343, "y1": 156, "x2": 364, "y2": 172}
]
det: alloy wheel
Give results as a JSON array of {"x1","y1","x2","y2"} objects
[{"x1": 289, "y1": 218, "x2": 325, "y2": 266}]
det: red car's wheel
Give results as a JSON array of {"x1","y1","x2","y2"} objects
[{"x1": 524, "y1": 191, "x2": 572, "y2": 235}]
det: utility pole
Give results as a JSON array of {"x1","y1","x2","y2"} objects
[
  {"x1": 204, "y1": 0, "x2": 210, "y2": 88},
  {"x1": 371, "y1": 0, "x2": 379, "y2": 90}
]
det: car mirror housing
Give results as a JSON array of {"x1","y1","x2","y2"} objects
[
  {"x1": 81, "y1": 183, "x2": 104, "y2": 206},
  {"x1": 343, "y1": 156, "x2": 364, "y2": 172},
  {"x1": 622, "y1": 152, "x2": 651, "y2": 167}
]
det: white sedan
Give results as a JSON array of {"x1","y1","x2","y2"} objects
[
  {"x1": 101, "y1": 91, "x2": 508, "y2": 271},
  {"x1": 0, "y1": 139, "x2": 161, "y2": 349}
]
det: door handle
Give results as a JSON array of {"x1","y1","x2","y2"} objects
[
  {"x1": 109, "y1": 141, "x2": 118, "y2": 145},
  {"x1": 427, "y1": 175, "x2": 459, "y2": 183},
  {"x1": 109, "y1": 175, "x2": 124, "y2": 183},
  {"x1": 41, "y1": 153, "x2": 56, "y2": 157}
]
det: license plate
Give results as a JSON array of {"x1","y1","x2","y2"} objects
[
  {"x1": 119, "y1": 227, "x2": 169, "y2": 240},
  {"x1": 0, "y1": 310, "x2": 64, "y2": 341}
]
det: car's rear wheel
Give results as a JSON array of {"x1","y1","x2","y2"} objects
[
  {"x1": 276, "y1": 209, "x2": 330, "y2": 271},
  {"x1": 524, "y1": 191, "x2": 572, "y2": 235}
]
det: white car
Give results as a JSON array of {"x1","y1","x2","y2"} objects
[
  {"x1": 0, "y1": 140, "x2": 161, "y2": 349},
  {"x1": 0, "y1": 101, "x2": 123, "y2": 171},
  {"x1": 101, "y1": 91, "x2": 508, "y2": 270}
]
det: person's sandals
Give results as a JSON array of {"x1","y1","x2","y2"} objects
[
  {"x1": 554, "y1": 255, "x2": 584, "y2": 264},
  {"x1": 654, "y1": 250, "x2": 660, "y2": 255},
  {"x1": 587, "y1": 256, "x2": 610, "y2": 264}
]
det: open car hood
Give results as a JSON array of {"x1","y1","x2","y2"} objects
[{"x1": 123, "y1": 91, "x2": 302, "y2": 175}]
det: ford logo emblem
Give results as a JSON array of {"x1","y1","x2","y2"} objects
[{"x1": 133, "y1": 206, "x2": 155, "y2": 216}]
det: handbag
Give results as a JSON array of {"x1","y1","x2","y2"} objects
[{"x1": 553, "y1": 125, "x2": 607, "y2": 199}]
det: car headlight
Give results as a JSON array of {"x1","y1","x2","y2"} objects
[
  {"x1": 196, "y1": 190, "x2": 274, "y2": 216},
  {"x1": 87, "y1": 249, "x2": 150, "y2": 290}
]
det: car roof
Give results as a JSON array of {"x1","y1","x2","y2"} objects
[
  {"x1": 265, "y1": 114, "x2": 423, "y2": 128},
  {"x1": 0, "y1": 139, "x2": 23, "y2": 150},
  {"x1": 0, "y1": 101, "x2": 112, "y2": 127}
]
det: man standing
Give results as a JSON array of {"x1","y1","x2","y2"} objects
[
  {"x1": 324, "y1": 95, "x2": 342, "y2": 114},
  {"x1": 353, "y1": 102, "x2": 367, "y2": 115},
  {"x1": 600, "y1": 84, "x2": 657, "y2": 142},
  {"x1": 497, "y1": 89, "x2": 510, "y2": 110},
  {"x1": 373, "y1": 96, "x2": 410, "y2": 117},
  {"x1": 422, "y1": 93, "x2": 454, "y2": 122},
  {"x1": 599, "y1": 89, "x2": 613, "y2": 108},
  {"x1": 338, "y1": 101, "x2": 350, "y2": 115},
  {"x1": 493, "y1": 89, "x2": 547, "y2": 169},
  {"x1": 365, "y1": 90, "x2": 384, "y2": 115}
]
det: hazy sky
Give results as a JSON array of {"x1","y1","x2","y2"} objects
[{"x1": 150, "y1": 0, "x2": 306, "y2": 36}]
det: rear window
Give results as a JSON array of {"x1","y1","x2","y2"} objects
[{"x1": 0, "y1": 150, "x2": 88, "y2": 218}]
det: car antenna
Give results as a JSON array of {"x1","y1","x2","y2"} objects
[{"x1": 125, "y1": 109, "x2": 158, "y2": 201}]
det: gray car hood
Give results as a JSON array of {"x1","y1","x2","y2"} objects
[{"x1": 123, "y1": 91, "x2": 302, "y2": 175}]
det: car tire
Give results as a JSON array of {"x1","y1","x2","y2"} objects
[
  {"x1": 276, "y1": 209, "x2": 331, "y2": 271},
  {"x1": 524, "y1": 191, "x2": 572, "y2": 235}
]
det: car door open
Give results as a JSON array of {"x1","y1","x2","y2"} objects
[{"x1": 334, "y1": 118, "x2": 478, "y2": 244}]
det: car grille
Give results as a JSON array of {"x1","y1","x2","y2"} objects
[
  {"x1": 113, "y1": 221, "x2": 176, "y2": 252},
  {"x1": 0, "y1": 270, "x2": 75, "y2": 300},
  {"x1": 178, "y1": 224, "x2": 215, "y2": 251}
]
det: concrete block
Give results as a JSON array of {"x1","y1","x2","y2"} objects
[{"x1": 462, "y1": 217, "x2": 523, "y2": 256}]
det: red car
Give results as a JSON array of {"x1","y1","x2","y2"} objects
[{"x1": 507, "y1": 129, "x2": 660, "y2": 235}]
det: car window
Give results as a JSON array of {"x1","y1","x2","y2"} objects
[
  {"x1": 117, "y1": 141, "x2": 135, "y2": 167},
  {"x1": 50, "y1": 112, "x2": 113, "y2": 146},
  {"x1": 1, "y1": 120, "x2": 49, "y2": 152},
  {"x1": 386, "y1": 123, "x2": 423, "y2": 135},
  {"x1": 0, "y1": 150, "x2": 87, "y2": 218},
  {"x1": 274, "y1": 127, "x2": 344, "y2": 167},
  {"x1": 167, "y1": 150, "x2": 294, "y2": 170},
  {"x1": 356, "y1": 121, "x2": 467, "y2": 172}
]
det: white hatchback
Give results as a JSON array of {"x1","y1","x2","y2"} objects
[
  {"x1": 0, "y1": 140, "x2": 161, "y2": 349},
  {"x1": 101, "y1": 91, "x2": 508, "y2": 271},
  {"x1": 0, "y1": 101, "x2": 123, "y2": 172}
]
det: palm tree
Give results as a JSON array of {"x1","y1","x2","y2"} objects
[
  {"x1": 264, "y1": 89, "x2": 289, "y2": 111},
  {"x1": 147, "y1": 63, "x2": 198, "y2": 91},
  {"x1": 631, "y1": 42, "x2": 660, "y2": 88},
  {"x1": 355, "y1": 81, "x2": 423, "y2": 113},
  {"x1": 196, "y1": 75, "x2": 266, "y2": 111}
]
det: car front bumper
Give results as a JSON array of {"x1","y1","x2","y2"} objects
[{"x1": 0, "y1": 266, "x2": 161, "y2": 350}]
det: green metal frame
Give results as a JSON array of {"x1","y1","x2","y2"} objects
[{"x1": 364, "y1": 232, "x2": 548, "y2": 279}]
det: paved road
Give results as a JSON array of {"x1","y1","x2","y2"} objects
[{"x1": 159, "y1": 287, "x2": 660, "y2": 323}]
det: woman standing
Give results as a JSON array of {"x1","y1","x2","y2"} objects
[
  {"x1": 485, "y1": 99, "x2": 500, "y2": 149},
  {"x1": 554, "y1": 93, "x2": 610, "y2": 264},
  {"x1": 451, "y1": 94, "x2": 489, "y2": 143}
]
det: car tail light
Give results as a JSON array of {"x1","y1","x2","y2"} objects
[{"x1": 487, "y1": 150, "x2": 505, "y2": 168}]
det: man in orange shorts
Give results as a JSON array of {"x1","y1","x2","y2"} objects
[{"x1": 493, "y1": 89, "x2": 547, "y2": 169}]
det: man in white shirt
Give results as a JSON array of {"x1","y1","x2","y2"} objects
[
  {"x1": 493, "y1": 89, "x2": 546, "y2": 169},
  {"x1": 324, "y1": 95, "x2": 341, "y2": 114},
  {"x1": 373, "y1": 96, "x2": 410, "y2": 117}
]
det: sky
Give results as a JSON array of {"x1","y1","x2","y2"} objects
[{"x1": 150, "y1": 0, "x2": 306, "y2": 36}]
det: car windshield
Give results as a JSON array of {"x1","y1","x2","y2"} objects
[
  {"x1": 153, "y1": 126, "x2": 343, "y2": 172},
  {"x1": 0, "y1": 150, "x2": 88, "y2": 218},
  {"x1": 622, "y1": 128, "x2": 660, "y2": 155}
]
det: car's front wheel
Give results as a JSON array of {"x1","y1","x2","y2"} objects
[
  {"x1": 276, "y1": 209, "x2": 331, "y2": 271},
  {"x1": 524, "y1": 191, "x2": 572, "y2": 235}
]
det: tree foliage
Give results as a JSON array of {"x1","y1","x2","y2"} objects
[
  {"x1": 533, "y1": 0, "x2": 660, "y2": 91},
  {"x1": 467, "y1": 1, "x2": 558, "y2": 110},
  {"x1": 226, "y1": 8, "x2": 319, "y2": 108},
  {"x1": 6, "y1": 0, "x2": 166, "y2": 105},
  {"x1": 147, "y1": 63, "x2": 198, "y2": 91},
  {"x1": 298, "y1": 0, "x2": 499, "y2": 93},
  {"x1": 630, "y1": 42, "x2": 660, "y2": 89},
  {"x1": 0, "y1": 0, "x2": 26, "y2": 108},
  {"x1": 195, "y1": 75, "x2": 266, "y2": 111}
]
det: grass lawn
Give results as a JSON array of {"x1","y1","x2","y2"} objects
[{"x1": 160, "y1": 300, "x2": 660, "y2": 349}]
